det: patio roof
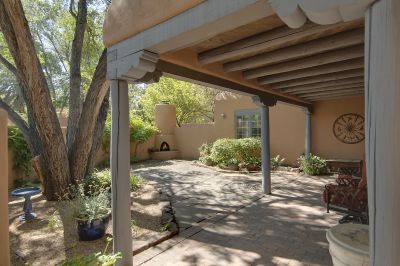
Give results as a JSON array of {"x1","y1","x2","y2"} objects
[{"x1": 104, "y1": 0, "x2": 372, "y2": 105}]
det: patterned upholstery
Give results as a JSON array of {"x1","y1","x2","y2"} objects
[{"x1": 323, "y1": 161, "x2": 368, "y2": 216}]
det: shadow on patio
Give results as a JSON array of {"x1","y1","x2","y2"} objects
[{"x1": 131, "y1": 160, "x2": 340, "y2": 266}]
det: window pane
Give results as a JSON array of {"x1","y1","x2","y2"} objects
[{"x1": 236, "y1": 110, "x2": 261, "y2": 139}]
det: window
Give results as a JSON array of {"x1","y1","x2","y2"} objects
[{"x1": 235, "y1": 110, "x2": 261, "y2": 138}]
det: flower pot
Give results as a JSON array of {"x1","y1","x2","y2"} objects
[
  {"x1": 246, "y1": 164, "x2": 260, "y2": 171},
  {"x1": 221, "y1": 164, "x2": 239, "y2": 171},
  {"x1": 76, "y1": 212, "x2": 111, "y2": 241}
]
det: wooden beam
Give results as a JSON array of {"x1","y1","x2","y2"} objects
[
  {"x1": 199, "y1": 19, "x2": 362, "y2": 65},
  {"x1": 156, "y1": 60, "x2": 312, "y2": 109},
  {"x1": 244, "y1": 45, "x2": 364, "y2": 79},
  {"x1": 301, "y1": 87, "x2": 364, "y2": 98},
  {"x1": 270, "y1": 69, "x2": 364, "y2": 88},
  {"x1": 291, "y1": 83, "x2": 364, "y2": 95},
  {"x1": 281, "y1": 77, "x2": 364, "y2": 93},
  {"x1": 223, "y1": 28, "x2": 364, "y2": 72},
  {"x1": 257, "y1": 58, "x2": 364, "y2": 84},
  {"x1": 308, "y1": 93, "x2": 364, "y2": 101}
]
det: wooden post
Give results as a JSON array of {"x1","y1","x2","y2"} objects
[
  {"x1": 0, "y1": 110, "x2": 10, "y2": 266},
  {"x1": 260, "y1": 105, "x2": 271, "y2": 194},
  {"x1": 365, "y1": 0, "x2": 400, "y2": 264},
  {"x1": 110, "y1": 80, "x2": 133, "y2": 266},
  {"x1": 305, "y1": 109, "x2": 311, "y2": 156}
]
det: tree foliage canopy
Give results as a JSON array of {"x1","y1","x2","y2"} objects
[{"x1": 139, "y1": 77, "x2": 219, "y2": 126}]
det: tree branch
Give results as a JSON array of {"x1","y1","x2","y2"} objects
[
  {"x1": 0, "y1": 53, "x2": 17, "y2": 76},
  {"x1": 69, "y1": 0, "x2": 77, "y2": 19},
  {"x1": 66, "y1": 0, "x2": 87, "y2": 152},
  {"x1": 0, "y1": 97, "x2": 31, "y2": 143}
]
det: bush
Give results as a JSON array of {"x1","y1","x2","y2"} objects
[
  {"x1": 84, "y1": 169, "x2": 144, "y2": 193},
  {"x1": 61, "y1": 183, "x2": 110, "y2": 221},
  {"x1": 198, "y1": 143, "x2": 214, "y2": 165},
  {"x1": 298, "y1": 154, "x2": 327, "y2": 175},
  {"x1": 270, "y1": 155, "x2": 285, "y2": 170},
  {"x1": 201, "y1": 138, "x2": 288, "y2": 171},
  {"x1": 130, "y1": 174, "x2": 144, "y2": 191},
  {"x1": 209, "y1": 138, "x2": 241, "y2": 167},
  {"x1": 102, "y1": 114, "x2": 158, "y2": 152},
  {"x1": 236, "y1": 138, "x2": 262, "y2": 165},
  {"x1": 8, "y1": 126, "x2": 32, "y2": 175},
  {"x1": 208, "y1": 138, "x2": 261, "y2": 168}
]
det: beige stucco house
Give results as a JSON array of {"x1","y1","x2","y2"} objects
[
  {"x1": 63, "y1": 0, "x2": 400, "y2": 265},
  {"x1": 176, "y1": 92, "x2": 364, "y2": 165}
]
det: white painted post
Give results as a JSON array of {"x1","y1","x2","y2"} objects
[
  {"x1": 260, "y1": 105, "x2": 271, "y2": 194},
  {"x1": 0, "y1": 110, "x2": 10, "y2": 266},
  {"x1": 365, "y1": 0, "x2": 400, "y2": 264},
  {"x1": 305, "y1": 109, "x2": 311, "y2": 156},
  {"x1": 110, "y1": 80, "x2": 133, "y2": 266}
]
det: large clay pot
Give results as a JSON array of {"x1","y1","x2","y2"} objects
[{"x1": 326, "y1": 223, "x2": 369, "y2": 266}]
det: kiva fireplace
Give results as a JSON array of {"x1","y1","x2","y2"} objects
[{"x1": 150, "y1": 103, "x2": 179, "y2": 160}]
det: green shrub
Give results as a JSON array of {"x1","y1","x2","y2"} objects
[
  {"x1": 84, "y1": 169, "x2": 144, "y2": 193},
  {"x1": 62, "y1": 183, "x2": 110, "y2": 222},
  {"x1": 198, "y1": 143, "x2": 215, "y2": 165},
  {"x1": 102, "y1": 114, "x2": 158, "y2": 152},
  {"x1": 130, "y1": 174, "x2": 144, "y2": 191},
  {"x1": 8, "y1": 126, "x2": 32, "y2": 175},
  {"x1": 298, "y1": 154, "x2": 327, "y2": 175},
  {"x1": 236, "y1": 138, "x2": 262, "y2": 165},
  {"x1": 270, "y1": 155, "x2": 285, "y2": 170},
  {"x1": 208, "y1": 138, "x2": 262, "y2": 168},
  {"x1": 209, "y1": 138, "x2": 241, "y2": 166}
]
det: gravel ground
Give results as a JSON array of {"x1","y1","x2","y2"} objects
[{"x1": 9, "y1": 183, "x2": 166, "y2": 266}]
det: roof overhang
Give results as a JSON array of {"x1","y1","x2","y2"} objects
[{"x1": 104, "y1": 0, "x2": 376, "y2": 107}]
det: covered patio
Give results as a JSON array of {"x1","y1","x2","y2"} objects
[
  {"x1": 104, "y1": 0, "x2": 399, "y2": 265},
  {"x1": 131, "y1": 160, "x2": 340, "y2": 265}
]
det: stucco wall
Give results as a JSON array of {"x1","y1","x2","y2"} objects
[
  {"x1": 206, "y1": 94, "x2": 365, "y2": 165},
  {"x1": 213, "y1": 95, "x2": 305, "y2": 164},
  {"x1": 175, "y1": 123, "x2": 216, "y2": 159},
  {"x1": 311, "y1": 96, "x2": 365, "y2": 160}
]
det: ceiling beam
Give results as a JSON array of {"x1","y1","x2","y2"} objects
[
  {"x1": 270, "y1": 69, "x2": 364, "y2": 89},
  {"x1": 257, "y1": 58, "x2": 364, "y2": 84},
  {"x1": 223, "y1": 28, "x2": 364, "y2": 72},
  {"x1": 291, "y1": 83, "x2": 364, "y2": 95},
  {"x1": 308, "y1": 93, "x2": 364, "y2": 101},
  {"x1": 281, "y1": 77, "x2": 364, "y2": 93},
  {"x1": 296, "y1": 83, "x2": 364, "y2": 97},
  {"x1": 156, "y1": 60, "x2": 313, "y2": 109},
  {"x1": 301, "y1": 88, "x2": 364, "y2": 98},
  {"x1": 244, "y1": 45, "x2": 364, "y2": 79}
]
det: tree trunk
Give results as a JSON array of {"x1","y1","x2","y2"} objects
[
  {"x1": 69, "y1": 50, "x2": 108, "y2": 181},
  {"x1": 85, "y1": 88, "x2": 110, "y2": 177},
  {"x1": 66, "y1": 0, "x2": 87, "y2": 152},
  {"x1": 0, "y1": 0, "x2": 70, "y2": 200}
]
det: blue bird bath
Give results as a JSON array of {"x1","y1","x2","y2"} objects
[{"x1": 11, "y1": 187, "x2": 41, "y2": 221}]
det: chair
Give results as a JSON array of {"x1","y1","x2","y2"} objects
[{"x1": 323, "y1": 161, "x2": 368, "y2": 224}]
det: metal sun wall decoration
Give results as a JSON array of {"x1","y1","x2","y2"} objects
[{"x1": 333, "y1": 113, "x2": 365, "y2": 144}]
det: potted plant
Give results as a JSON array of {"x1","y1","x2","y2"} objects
[
  {"x1": 220, "y1": 158, "x2": 239, "y2": 171},
  {"x1": 66, "y1": 184, "x2": 111, "y2": 241}
]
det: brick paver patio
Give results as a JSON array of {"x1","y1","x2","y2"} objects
[{"x1": 131, "y1": 160, "x2": 340, "y2": 266}]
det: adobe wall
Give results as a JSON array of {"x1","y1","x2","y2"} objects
[
  {"x1": 175, "y1": 123, "x2": 216, "y2": 159},
  {"x1": 213, "y1": 95, "x2": 305, "y2": 164},
  {"x1": 311, "y1": 96, "x2": 365, "y2": 160},
  {"x1": 208, "y1": 94, "x2": 365, "y2": 165},
  {"x1": 0, "y1": 110, "x2": 10, "y2": 265}
]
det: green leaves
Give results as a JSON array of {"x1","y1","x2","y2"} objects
[
  {"x1": 8, "y1": 126, "x2": 32, "y2": 175},
  {"x1": 139, "y1": 77, "x2": 218, "y2": 126},
  {"x1": 298, "y1": 153, "x2": 327, "y2": 175}
]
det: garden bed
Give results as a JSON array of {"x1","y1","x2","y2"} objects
[{"x1": 9, "y1": 183, "x2": 177, "y2": 266}]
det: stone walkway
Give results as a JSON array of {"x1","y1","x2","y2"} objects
[{"x1": 131, "y1": 160, "x2": 340, "y2": 266}]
